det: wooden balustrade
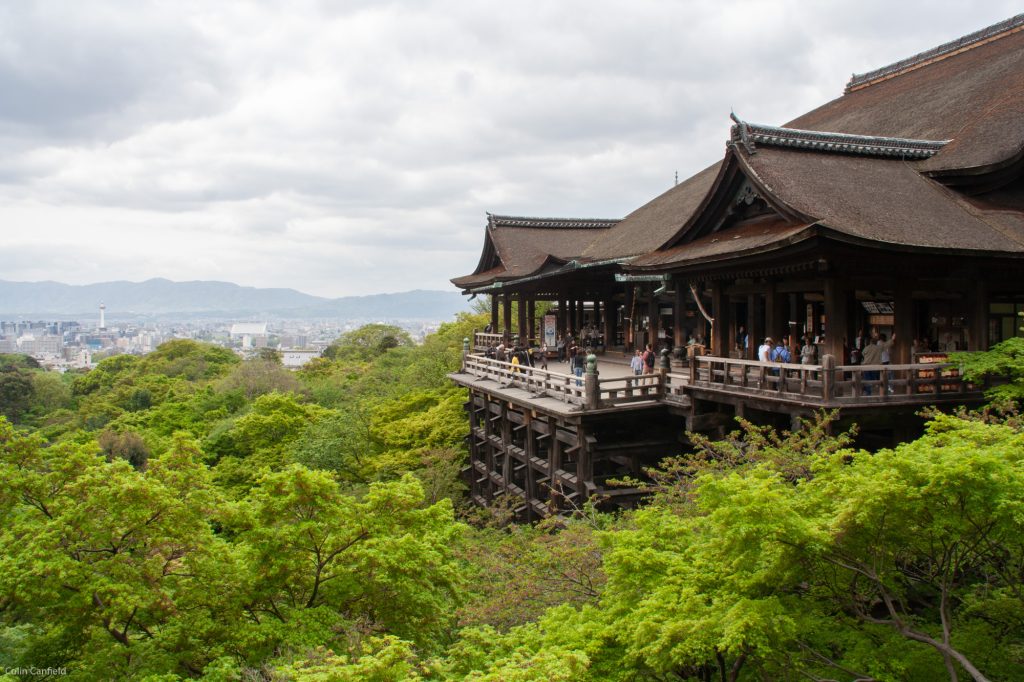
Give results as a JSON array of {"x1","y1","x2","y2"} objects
[
  {"x1": 462, "y1": 354, "x2": 585, "y2": 404},
  {"x1": 688, "y1": 355, "x2": 976, "y2": 405},
  {"x1": 461, "y1": 352, "x2": 980, "y2": 411},
  {"x1": 473, "y1": 331, "x2": 504, "y2": 349},
  {"x1": 595, "y1": 374, "x2": 663, "y2": 405}
]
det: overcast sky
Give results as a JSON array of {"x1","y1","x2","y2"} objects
[{"x1": 0, "y1": 1, "x2": 1019, "y2": 297}]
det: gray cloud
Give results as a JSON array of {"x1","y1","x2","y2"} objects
[{"x1": 0, "y1": 0, "x2": 1019, "y2": 297}]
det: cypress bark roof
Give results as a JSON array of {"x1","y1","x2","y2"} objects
[{"x1": 451, "y1": 215, "x2": 619, "y2": 290}]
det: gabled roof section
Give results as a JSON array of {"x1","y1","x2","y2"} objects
[
  {"x1": 487, "y1": 215, "x2": 619, "y2": 230},
  {"x1": 650, "y1": 142, "x2": 811, "y2": 252},
  {"x1": 730, "y1": 119, "x2": 948, "y2": 159},
  {"x1": 787, "y1": 15, "x2": 1024, "y2": 174},
  {"x1": 581, "y1": 163, "x2": 722, "y2": 260},
  {"x1": 738, "y1": 144, "x2": 1024, "y2": 254},
  {"x1": 451, "y1": 214, "x2": 619, "y2": 291},
  {"x1": 846, "y1": 14, "x2": 1024, "y2": 93}
]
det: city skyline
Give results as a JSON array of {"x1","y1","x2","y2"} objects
[{"x1": 1, "y1": 2, "x2": 1019, "y2": 297}]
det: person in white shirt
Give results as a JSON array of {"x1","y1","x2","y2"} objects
[
  {"x1": 758, "y1": 337, "x2": 772, "y2": 363},
  {"x1": 630, "y1": 349, "x2": 644, "y2": 375}
]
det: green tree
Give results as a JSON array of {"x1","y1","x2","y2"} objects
[
  {"x1": 323, "y1": 324, "x2": 413, "y2": 362},
  {"x1": 0, "y1": 425, "x2": 244, "y2": 679},
  {"x1": 955, "y1": 310, "x2": 1023, "y2": 403},
  {"x1": 216, "y1": 357, "x2": 302, "y2": 400},
  {"x1": 234, "y1": 467, "x2": 465, "y2": 653},
  {"x1": 0, "y1": 367, "x2": 34, "y2": 423},
  {"x1": 136, "y1": 339, "x2": 239, "y2": 381}
]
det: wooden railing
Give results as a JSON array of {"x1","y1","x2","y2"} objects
[
  {"x1": 689, "y1": 356, "x2": 825, "y2": 401},
  {"x1": 462, "y1": 354, "x2": 585, "y2": 405},
  {"x1": 830, "y1": 362, "x2": 970, "y2": 403},
  {"x1": 459, "y1": 352, "x2": 982, "y2": 412},
  {"x1": 688, "y1": 355, "x2": 978, "y2": 406},
  {"x1": 595, "y1": 373, "x2": 662, "y2": 404},
  {"x1": 473, "y1": 331, "x2": 504, "y2": 349}
]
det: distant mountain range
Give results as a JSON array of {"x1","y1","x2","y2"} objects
[{"x1": 0, "y1": 278, "x2": 471, "y2": 320}]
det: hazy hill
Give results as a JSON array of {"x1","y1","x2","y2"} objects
[{"x1": 0, "y1": 278, "x2": 470, "y2": 320}]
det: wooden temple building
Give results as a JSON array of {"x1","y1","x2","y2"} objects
[{"x1": 449, "y1": 15, "x2": 1024, "y2": 519}]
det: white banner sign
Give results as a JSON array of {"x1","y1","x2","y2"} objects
[{"x1": 543, "y1": 315, "x2": 557, "y2": 348}]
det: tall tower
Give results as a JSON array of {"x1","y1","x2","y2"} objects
[{"x1": 99, "y1": 303, "x2": 106, "y2": 331}]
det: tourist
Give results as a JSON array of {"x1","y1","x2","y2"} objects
[
  {"x1": 879, "y1": 332, "x2": 895, "y2": 365},
  {"x1": 736, "y1": 325, "x2": 748, "y2": 353},
  {"x1": 861, "y1": 333, "x2": 883, "y2": 394},
  {"x1": 800, "y1": 335, "x2": 817, "y2": 365},
  {"x1": 770, "y1": 338, "x2": 792, "y2": 363},
  {"x1": 630, "y1": 349, "x2": 644, "y2": 376},
  {"x1": 572, "y1": 346, "x2": 586, "y2": 385},
  {"x1": 642, "y1": 343, "x2": 656, "y2": 375},
  {"x1": 758, "y1": 337, "x2": 772, "y2": 363}
]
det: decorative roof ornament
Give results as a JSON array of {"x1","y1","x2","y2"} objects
[
  {"x1": 729, "y1": 111, "x2": 757, "y2": 155},
  {"x1": 846, "y1": 13, "x2": 1024, "y2": 93},
  {"x1": 487, "y1": 215, "x2": 620, "y2": 230},
  {"x1": 728, "y1": 120, "x2": 949, "y2": 159}
]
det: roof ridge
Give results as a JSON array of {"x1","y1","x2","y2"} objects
[
  {"x1": 487, "y1": 214, "x2": 620, "y2": 229},
  {"x1": 846, "y1": 13, "x2": 1024, "y2": 93},
  {"x1": 729, "y1": 119, "x2": 949, "y2": 159}
]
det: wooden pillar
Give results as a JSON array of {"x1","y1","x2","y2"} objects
[
  {"x1": 524, "y1": 419, "x2": 538, "y2": 521},
  {"x1": 490, "y1": 295, "x2": 499, "y2": 330},
  {"x1": 624, "y1": 285, "x2": 635, "y2": 351},
  {"x1": 527, "y1": 298, "x2": 536, "y2": 342},
  {"x1": 765, "y1": 281, "x2": 781, "y2": 340},
  {"x1": 557, "y1": 298, "x2": 567, "y2": 336},
  {"x1": 604, "y1": 296, "x2": 616, "y2": 349},
  {"x1": 548, "y1": 417, "x2": 561, "y2": 476},
  {"x1": 893, "y1": 281, "x2": 913, "y2": 364},
  {"x1": 648, "y1": 291, "x2": 659, "y2": 349},
  {"x1": 502, "y1": 294, "x2": 512, "y2": 341},
  {"x1": 576, "y1": 424, "x2": 593, "y2": 496},
  {"x1": 696, "y1": 290, "x2": 707, "y2": 345},
  {"x1": 500, "y1": 403, "x2": 512, "y2": 491},
  {"x1": 516, "y1": 293, "x2": 528, "y2": 343},
  {"x1": 710, "y1": 281, "x2": 729, "y2": 357},
  {"x1": 674, "y1": 284, "x2": 685, "y2": 349},
  {"x1": 574, "y1": 298, "x2": 584, "y2": 334},
  {"x1": 823, "y1": 277, "x2": 848, "y2": 361},
  {"x1": 970, "y1": 277, "x2": 989, "y2": 351},
  {"x1": 747, "y1": 293, "x2": 759, "y2": 360},
  {"x1": 567, "y1": 299, "x2": 577, "y2": 335},
  {"x1": 788, "y1": 293, "x2": 800, "y2": 354}
]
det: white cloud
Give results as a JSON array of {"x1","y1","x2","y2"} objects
[{"x1": 0, "y1": 0, "x2": 1019, "y2": 296}]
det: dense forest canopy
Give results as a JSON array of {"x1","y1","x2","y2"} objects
[{"x1": 1, "y1": 315, "x2": 1022, "y2": 681}]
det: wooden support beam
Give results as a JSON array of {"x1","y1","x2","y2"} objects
[
  {"x1": 517, "y1": 293, "x2": 528, "y2": 342},
  {"x1": 823, "y1": 277, "x2": 848, "y2": 361},
  {"x1": 527, "y1": 298, "x2": 536, "y2": 342},
  {"x1": 971, "y1": 276, "x2": 989, "y2": 351},
  {"x1": 502, "y1": 295, "x2": 512, "y2": 343},
  {"x1": 624, "y1": 285, "x2": 635, "y2": 351},
  {"x1": 490, "y1": 295, "x2": 498, "y2": 331},
  {"x1": 893, "y1": 280, "x2": 913, "y2": 364},
  {"x1": 747, "y1": 293, "x2": 760, "y2": 360},
  {"x1": 648, "y1": 291, "x2": 659, "y2": 350},
  {"x1": 604, "y1": 296, "x2": 616, "y2": 349},
  {"x1": 710, "y1": 281, "x2": 729, "y2": 357},
  {"x1": 524, "y1": 418, "x2": 538, "y2": 520},
  {"x1": 674, "y1": 284, "x2": 685, "y2": 349}
]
